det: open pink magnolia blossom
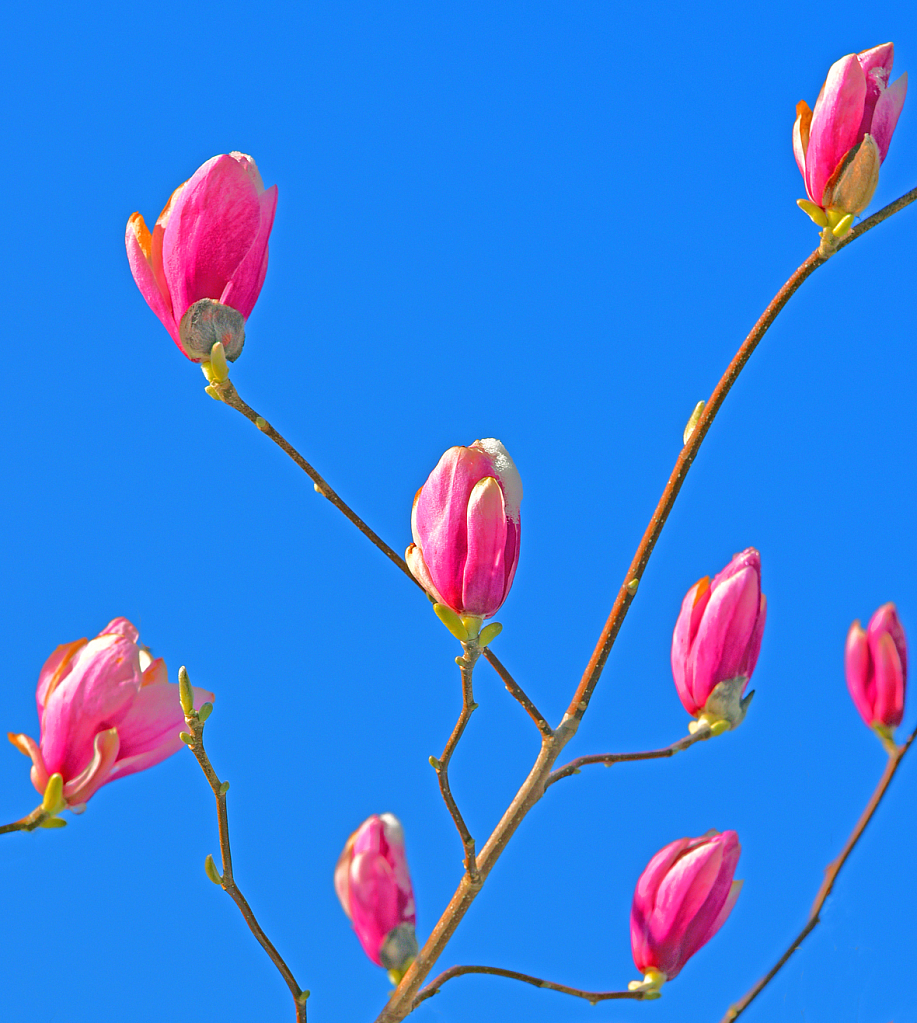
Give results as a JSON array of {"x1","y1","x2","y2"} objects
[
  {"x1": 7, "y1": 618, "x2": 213, "y2": 812},
  {"x1": 406, "y1": 439, "x2": 522, "y2": 621},
  {"x1": 126, "y1": 153, "x2": 278, "y2": 363},
  {"x1": 793, "y1": 44, "x2": 907, "y2": 222},
  {"x1": 671, "y1": 548, "x2": 766, "y2": 730},
  {"x1": 845, "y1": 602, "x2": 907, "y2": 748},
  {"x1": 334, "y1": 814, "x2": 418, "y2": 975},
  {"x1": 630, "y1": 830, "x2": 742, "y2": 991}
]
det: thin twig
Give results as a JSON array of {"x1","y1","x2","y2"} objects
[
  {"x1": 482, "y1": 648, "x2": 553, "y2": 738},
  {"x1": 373, "y1": 186, "x2": 917, "y2": 1023},
  {"x1": 412, "y1": 964, "x2": 646, "y2": 1009},
  {"x1": 0, "y1": 806, "x2": 52, "y2": 834},
  {"x1": 545, "y1": 725, "x2": 713, "y2": 789},
  {"x1": 182, "y1": 690, "x2": 309, "y2": 1023},
  {"x1": 431, "y1": 647, "x2": 481, "y2": 881},
  {"x1": 210, "y1": 379, "x2": 421, "y2": 587},
  {"x1": 719, "y1": 722, "x2": 917, "y2": 1023}
]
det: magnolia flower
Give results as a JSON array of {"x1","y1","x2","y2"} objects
[
  {"x1": 334, "y1": 814, "x2": 418, "y2": 977},
  {"x1": 671, "y1": 548, "x2": 766, "y2": 732},
  {"x1": 126, "y1": 152, "x2": 278, "y2": 362},
  {"x1": 406, "y1": 439, "x2": 522, "y2": 622},
  {"x1": 794, "y1": 44, "x2": 907, "y2": 238},
  {"x1": 846, "y1": 602, "x2": 907, "y2": 752},
  {"x1": 630, "y1": 830, "x2": 742, "y2": 995},
  {"x1": 8, "y1": 618, "x2": 212, "y2": 812}
]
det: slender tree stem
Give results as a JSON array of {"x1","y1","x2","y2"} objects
[
  {"x1": 482, "y1": 648, "x2": 553, "y2": 738},
  {"x1": 719, "y1": 722, "x2": 917, "y2": 1023},
  {"x1": 208, "y1": 379, "x2": 421, "y2": 588},
  {"x1": 545, "y1": 725, "x2": 713, "y2": 789},
  {"x1": 182, "y1": 697, "x2": 309, "y2": 1023},
  {"x1": 412, "y1": 964, "x2": 646, "y2": 1009},
  {"x1": 431, "y1": 646, "x2": 482, "y2": 881},
  {"x1": 0, "y1": 805, "x2": 52, "y2": 834},
  {"x1": 565, "y1": 185, "x2": 917, "y2": 727},
  {"x1": 373, "y1": 187, "x2": 917, "y2": 1023}
]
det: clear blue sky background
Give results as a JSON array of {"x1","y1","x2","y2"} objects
[{"x1": 1, "y1": 3, "x2": 916, "y2": 1022}]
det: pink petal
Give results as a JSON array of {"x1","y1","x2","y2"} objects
[
  {"x1": 870, "y1": 72, "x2": 907, "y2": 161},
  {"x1": 36, "y1": 638, "x2": 87, "y2": 720},
  {"x1": 845, "y1": 621, "x2": 874, "y2": 726},
  {"x1": 39, "y1": 633, "x2": 141, "y2": 780},
  {"x1": 219, "y1": 184, "x2": 278, "y2": 319},
  {"x1": 405, "y1": 543, "x2": 446, "y2": 606},
  {"x1": 857, "y1": 43, "x2": 895, "y2": 78},
  {"x1": 872, "y1": 632, "x2": 905, "y2": 729},
  {"x1": 125, "y1": 215, "x2": 180, "y2": 343},
  {"x1": 412, "y1": 445, "x2": 495, "y2": 612},
  {"x1": 687, "y1": 567, "x2": 759, "y2": 704},
  {"x1": 462, "y1": 477, "x2": 508, "y2": 617},
  {"x1": 671, "y1": 579, "x2": 712, "y2": 715},
  {"x1": 673, "y1": 834, "x2": 741, "y2": 973},
  {"x1": 7, "y1": 732, "x2": 50, "y2": 796},
  {"x1": 738, "y1": 593, "x2": 767, "y2": 679},
  {"x1": 161, "y1": 155, "x2": 264, "y2": 321},
  {"x1": 807, "y1": 54, "x2": 867, "y2": 206},
  {"x1": 793, "y1": 113, "x2": 808, "y2": 182},
  {"x1": 63, "y1": 727, "x2": 121, "y2": 806}
]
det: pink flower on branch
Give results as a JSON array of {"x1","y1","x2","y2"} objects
[
  {"x1": 794, "y1": 44, "x2": 906, "y2": 240},
  {"x1": 406, "y1": 439, "x2": 522, "y2": 631},
  {"x1": 846, "y1": 602, "x2": 907, "y2": 752},
  {"x1": 8, "y1": 618, "x2": 213, "y2": 813},
  {"x1": 671, "y1": 548, "x2": 766, "y2": 733},
  {"x1": 126, "y1": 153, "x2": 278, "y2": 363},
  {"x1": 334, "y1": 814, "x2": 418, "y2": 980},
  {"x1": 629, "y1": 830, "x2": 742, "y2": 996}
]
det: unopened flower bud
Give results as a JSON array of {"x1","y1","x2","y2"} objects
[
  {"x1": 793, "y1": 43, "x2": 907, "y2": 234},
  {"x1": 334, "y1": 813, "x2": 418, "y2": 973},
  {"x1": 406, "y1": 439, "x2": 522, "y2": 620},
  {"x1": 846, "y1": 602, "x2": 907, "y2": 751},
  {"x1": 630, "y1": 831, "x2": 742, "y2": 986},
  {"x1": 178, "y1": 299, "x2": 246, "y2": 363},
  {"x1": 671, "y1": 548, "x2": 766, "y2": 730}
]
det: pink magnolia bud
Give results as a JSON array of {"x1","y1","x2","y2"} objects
[
  {"x1": 794, "y1": 44, "x2": 907, "y2": 216},
  {"x1": 630, "y1": 830, "x2": 742, "y2": 988},
  {"x1": 405, "y1": 439, "x2": 522, "y2": 620},
  {"x1": 126, "y1": 153, "x2": 278, "y2": 362},
  {"x1": 7, "y1": 619, "x2": 213, "y2": 812},
  {"x1": 671, "y1": 548, "x2": 766, "y2": 730},
  {"x1": 334, "y1": 814, "x2": 418, "y2": 974},
  {"x1": 845, "y1": 603, "x2": 907, "y2": 744}
]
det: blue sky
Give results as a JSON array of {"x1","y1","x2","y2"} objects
[{"x1": 1, "y1": 2, "x2": 916, "y2": 1022}]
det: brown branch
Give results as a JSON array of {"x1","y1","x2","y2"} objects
[
  {"x1": 372, "y1": 186, "x2": 917, "y2": 1023},
  {"x1": 181, "y1": 683, "x2": 309, "y2": 1023},
  {"x1": 430, "y1": 647, "x2": 482, "y2": 881},
  {"x1": 208, "y1": 379, "x2": 422, "y2": 589},
  {"x1": 0, "y1": 805, "x2": 52, "y2": 834},
  {"x1": 412, "y1": 964, "x2": 646, "y2": 1009},
  {"x1": 720, "y1": 722, "x2": 917, "y2": 1023},
  {"x1": 565, "y1": 185, "x2": 917, "y2": 728},
  {"x1": 482, "y1": 648, "x2": 553, "y2": 738},
  {"x1": 545, "y1": 725, "x2": 713, "y2": 789}
]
